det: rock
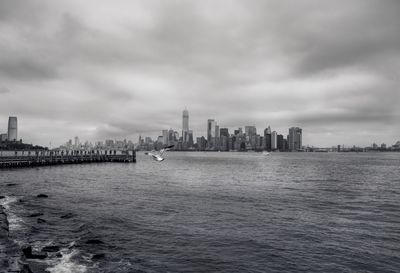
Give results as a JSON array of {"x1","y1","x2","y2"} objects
[
  {"x1": 41, "y1": 245, "x2": 60, "y2": 252},
  {"x1": 0, "y1": 211, "x2": 9, "y2": 233},
  {"x1": 37, "y1": 218, "x2": 46, "y2": 224},
  {"x1": 22, "y1": 246, "x2": 48, "y2": 260},
  {"x1": 36, "y1": 194, "x2": 48, "y2": 198},
  {"x1": 85, "y1": 239, "x2": 104, "y2": 245},
  {"x1": 20, "y1": 263, "x2": 34, "y2": 273},
  {"x1": 92, "y1": 253, "x2": 106, "y2": 260},
  {"x1": 28, "y1": 213, "x2": 44, "y2": 217},
  {"x1": 0, "y1": 195, "x2": 5, "y2": 199},
  {"x1": 56, "y1": 252, "x2": 63, "y2": 258},
  {"x1": 60, "y1": 213, "x2": 74, "y2": 219}
]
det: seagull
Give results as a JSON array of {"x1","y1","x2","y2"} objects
[{"x1": 145, "y1": 145, "x2": 174, "y2": 162}]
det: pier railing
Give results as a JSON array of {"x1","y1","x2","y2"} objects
[{"x1": 0, "y1": 149, "x2": 136, "y2": 168}]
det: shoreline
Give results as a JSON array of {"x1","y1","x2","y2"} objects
[
  {"x1": 0, "y1": 202, "x2": 21, "y2": 272},
  {"x1": 0, "y1": 199, "x2": 44, "y2": 273}
]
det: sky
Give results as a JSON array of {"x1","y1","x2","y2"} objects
[{"x1": 0, "y1": 0, "x2": 399, "y2": 147}]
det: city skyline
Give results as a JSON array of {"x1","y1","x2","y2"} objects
[
  {"x1": 1, "y1": 112, "x2": 399, "y2": 150},
  {"x1": 1, "y1": 1, "x2": 399, "y2": 147}
]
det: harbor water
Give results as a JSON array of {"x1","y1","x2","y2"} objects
[{"x1": 1, "y1": 152, "x2": 400, "y2": 272}]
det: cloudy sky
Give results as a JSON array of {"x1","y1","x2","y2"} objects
[{"x1": 0, "y1": 0, "x2": 399, "y2": 147}]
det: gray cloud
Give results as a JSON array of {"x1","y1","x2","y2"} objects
[
  {"x1": 0, "y1": 87, "x2": 11, "y2": 94},
  {"x1": 0, "y1": 0, "x2": 399, "y2": 147}
]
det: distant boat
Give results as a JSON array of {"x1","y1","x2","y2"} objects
[{"x1": 262, "y1": 151, "x2": 271, "y2": 156}]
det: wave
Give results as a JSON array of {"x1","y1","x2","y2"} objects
[
  {"x1": 45, "y1": 247, "x2": 88, "y2": 273},
  {"x1": 0, "y1": 195, "x2": 24, "y2": 232}
]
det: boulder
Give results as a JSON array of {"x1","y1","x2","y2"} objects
[
  {"x1": 36, "y1": 194, "x2": 48, "y2": 198},
  {"x1": 22, "y1": 246, "x2": 48, "y2": 260}
]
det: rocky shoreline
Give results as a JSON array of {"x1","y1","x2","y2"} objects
[
  {"x1": 0, "y1": 203, "x2": 22, "y2": 272},
  {"x1": 0, "y1": 201, "x2": 45, "y2": 273}
]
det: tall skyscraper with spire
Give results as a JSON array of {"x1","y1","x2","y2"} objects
[{"x1": 182, "y1": 108, "x2": 189, "y2": 144}]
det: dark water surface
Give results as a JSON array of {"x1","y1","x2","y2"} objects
[{"x1": 1, "y1": 152, "x2": 400, "y2": 272}]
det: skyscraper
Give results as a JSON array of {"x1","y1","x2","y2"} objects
[
  {"x1": 7, "y1": 116, "x2": 18, "y2": 141},
  {"x1": 277, "y1": 134, "x2": 284, "y2": 151},
  {"x1": 264, "y1": 126, "x2": 271, "y2": 151},
  {"x1": 289, "y1": 127, "x2": 302, "y2": 151},
  {"x1": 162, "y1": 130, "x2": 169, "y2": 145},
  {"x1": 271, "y1": 131, "x2": 278, "y2": 150},
  {"x1": 245, "y1": 126, "x2": 257, "y2": 138},
  {"x1": 207, "y1": 119, "x2": 215, "y2": 141},
  {"x1": 74, "y1": 136, "x2": 80, "y2": 148},
  {"x1": 182, "y1": 108, "x2": 189, "y2": 144},
  {"x1": 220, "y1": 128, "x2": 229, "y2": 137}
]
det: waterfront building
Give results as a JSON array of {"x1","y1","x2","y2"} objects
[
  {"x1": 284, "y1": 138, "x2": 288, "y2": 151},
  {"x1": 74, "y1": 136, "x2": 80, "y2": 148},
  {"x1": 264, "y1": 126, "x2": 272, "y2": 151},
  {"x1": 0, "y1": 133, "x2": 7, "y2": 142},
  {"x1": 162, "y1": 130, "x2": 169, "y2": 145},
  {"x1": 277, "y1": 134, "x2": 284, "y2": 151},
  {"x1": 288, "y1": 127, "x2": 302, "y2": 151},
  {"x1": 195, "y1": 136, "x2": 206, "y2": 151},
  {"x1": 145, "y1": 137, "x2": 153, "y2": 144},
  {"x1": 168, "y1": 129, "x2": 175, "y2": 146},
  {"x1": 255, "y1": 135, "x2": 263, "y2": 150},
  {"x1": 105, "y1": 139, "x2": 114, "y2": 148},
  {"x1": 234, "y1": 128, "x2": 243, "y2": 136},
  {"x1": 245, "y1": 126, "x2": 257, "y2": 140},
  {"x1": 188, "y1": 130, "x2": 194, "y2": 147},
  {"x1": 207, "y1": 119, "x2": 216, "y2": 148},
  {"x1": 220, "y1": 128, "x2": 229, "y2": 137},
  {"x1": 271, "y1": 131, "x2": 278, "y2": 150},
  {"x1": 207, "y1": 119, "x2": 215, "y2": 142},
  {"x1": 7, "y1": 116, "x2": 18, "y2": 141}
]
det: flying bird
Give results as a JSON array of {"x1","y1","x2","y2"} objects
[{"x1": 145, "y1": 145, "x2": 174, "y2": 162}]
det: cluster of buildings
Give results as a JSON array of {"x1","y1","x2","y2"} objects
[
  {"x1": 2, "y1": 114, "x2": 399, "y2": 153},
  {"x1": 0, "y1": 116, "x2": 19, "y2": 142},
  {"x1": 136, "y1": 109, "x2": 303, "y2": 152},
  {"x1": 60, "y1": 136, "x2": 135, "y2": 150}
]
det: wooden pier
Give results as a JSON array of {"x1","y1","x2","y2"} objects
[{"x1": 0, "y1": 149, "x2": 136, "y2": 169}]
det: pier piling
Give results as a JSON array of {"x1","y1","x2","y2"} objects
[{"x1": 0, "y1": 150, "x2": 136, "y2": 169}]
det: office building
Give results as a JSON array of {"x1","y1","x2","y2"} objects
[
  {"x1": 271, "y1": 131, "x2": 278, "y2": 150},
  {"x1": 220, "y1": 128, "x2": 229, "y2": 137},
  {"x1": 264, "y1": 126, "x2": 272, "y2": 151},
  {"x1": 188, "y1": 130, "x2": 194, "y2": 147},
  {"x1": 207, "y1": 119, "x2": 215, "y2": 141},
  {"x1": 245, "y1": 126, "x2": 256, "y2": 138},
  {"x1": 7, "y1": 116, "x2": 18, "y2": 141},
  {"x1": 288, "y1": 127, "x2": 302, "y2": 151},
  {"x1": 277, "y1": 134, "x2": 284, "y2": 151},
  {"x1": 182, "y1": 108, "x2": 189, "y2": 144},
  {"x1": 0, "y1": 133, "x2": 8, "y2": 142},
  {"x1": 162, "y1": 130, "x2": 169, "y2": 145}
]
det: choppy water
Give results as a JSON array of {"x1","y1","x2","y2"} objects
[{"x1": 1, "y1": 152, "x2": 400, "y2": 272}]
